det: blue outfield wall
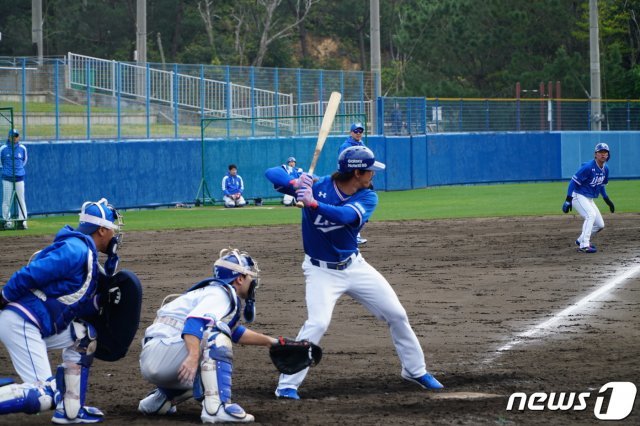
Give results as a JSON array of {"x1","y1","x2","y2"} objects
[{"x1": 11, "y1": 131, "x2": 640, "y2": 215}]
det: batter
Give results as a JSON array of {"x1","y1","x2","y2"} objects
[{"x1": 265, "y1": 145, "x2": 443, "y2": 400}]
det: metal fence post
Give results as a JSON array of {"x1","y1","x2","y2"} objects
[
  {"x1": 173, "y1": 64, "x2": 179, "y2": 138},
  {"x1": 21, "y1": 58, "x2": 26, "y2": 139},
  {"x1": 459, "y1": 98, "x2": 463, "y2": 131},
  {"x1": 146, "y1": 63, "x2": 151, "y2": 139},
  {"x1": 250, "y1": 66, "x2": 255, "y2": 137},
  {"x1": 116, "y1": 62, "x2": 121, "y2": 140},
  {"x1": 275, "y1": 67, "x2": 279, "y2": 138},
  {"x1": 296, "y1": 68, "x2": 302, "y2": 135},
  {"x1": 627, "y1": 99, "x2": 631, "y2": 131},
  {"x1": 225, "y1": 65, "x2": 231, "y2": 138},
  {"x1": 86, "y1": 60, "x2": 91, "y2": 139},
  {"x1": 55, "y1": 60, "x2": 60, "y2": 141},
  {"x1": 485, "y1": 98, "x2": 489, "y2": 131}
]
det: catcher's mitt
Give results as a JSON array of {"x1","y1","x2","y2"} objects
[{"x1": 269, "y1": 337, "x2": 322, "y2": 375}]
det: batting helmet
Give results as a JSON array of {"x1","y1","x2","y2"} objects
[
  {"x1": 77, "y1": 198, "x2": 123, "y2": 235},
  {"x1": 338, "y1": 146, "x2": 386, "y2": 173},
  {"x1": 213, "y1": 247, "x2": 260, "y2": 286},
  {"x1": 595, "y1": 142, "x2": 610, "y2": 161}
]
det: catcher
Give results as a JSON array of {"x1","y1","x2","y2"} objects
[
  {"x1": 0, "y1": 198, "x2": 142, "y2": 424},
  {"x1": 138, "y1": 247, "x2": 320, "y2": 423}
]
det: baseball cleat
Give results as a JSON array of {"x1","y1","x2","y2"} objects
[
  {"x1": 357, "y1": 237, "x2": 368, "y2": 246},
  {"x1": 401, "y1": 372, "x2": 444, "y2": 390},
  {"x1": 201, "y1": 403, "x2": 254, "y2": 423},
  {"x1": 577, "y1": 246, "x2": 597, "y2": 253},
  {"x1": 275, "y1": 387, "x2": 300, "y2": 400},
  {"x1": 576, "y1": 240, "x2": 596, "y2": 249},
  {"x1": 51, "y1": 406, "x2": 104, "y2": 424}
]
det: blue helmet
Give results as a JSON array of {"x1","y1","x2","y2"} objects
[
  {"x1": 287, "y1": 156, "x2": 296, "y2": 163},
  {"x1": 213, "y1": 248, "x2": 260, "y2": 285},
  {"x1": 338, "y1": 146, "x2": 386, "y2": 173},
  {"x1": 7, "y1": 129, "x2": 19, "y2": 141},
  {"x1": 77, "y1": 198, "x2": 122, "y2": 235},
  {"x1": 595, "y1": 143, "x2": 610, "y2": 161}
]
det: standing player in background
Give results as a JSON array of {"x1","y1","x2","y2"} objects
[
  {"x1": 222, "y1": 164, "x2": 247, "y2": 208},
  {"x1": 0, "y1": 198, "x2": 126, "y2": 423},
  {"x1": 264, "y1": 146, "x2": 443, "y2": 400},
  {"x1": 281, "y1": 156, "x2": 303, "y2": 206},
  {"x1": 338, "y1": 123, "x2": 368, "y2": 245},
  {"x1": 1, "y1": 129, "x2": 28, "y2": 229},
  {"x1": 138, "y1": 248, "x2": 277, "y2": 423},
  {"x1": 562, "y1": 143, "x2": 615, "y2": 253}
]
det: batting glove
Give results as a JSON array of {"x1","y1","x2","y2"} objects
[
  {"x1": 300, "y1": 172, "x2": 314, "y2": 188},
  {"x1": 562, "y1": 196, "x2": 572, "y2": 213},
  {"x1": 296, "y1": 186, "x2": 318, "y2": 209},
  {"x1": 603, "y1": 197, "x2": 615, "y2": 213}
]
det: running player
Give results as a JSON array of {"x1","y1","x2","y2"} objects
[
  {"x1": 264, "y1": 145, "x2": 443, "y2": 400},
  {"x1": 562, "y1": 143, "x2": 615, "y2": 253}
]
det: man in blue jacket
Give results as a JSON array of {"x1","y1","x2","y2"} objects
[
  {"x1": 0, "y1": 198, "x2": 124, "y2": 424},
  {"x1": 222, "y1": 164, "x2": 247, "y2": 208},
  {"x1": 1, "y1": 129, "x2": 28, "y2": 230}
]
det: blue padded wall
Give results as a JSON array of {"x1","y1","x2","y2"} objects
[{"x1": 9, "y1": 131, "x2": 639, "y2": 215}]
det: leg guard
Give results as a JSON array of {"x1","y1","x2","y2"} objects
[
  {"x1": 198, "y1": 323, "x2": 253, "y2": 423},
  {"x1": 0, "y1": 376, "x2": 56, "y2": 415},
  {"x1": 51, "y1": 321, "x2": 103, "y2": 424}
]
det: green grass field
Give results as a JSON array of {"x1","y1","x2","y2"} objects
[{"x1": 1, "y1": 180, "x2": 638, "y2": 237}]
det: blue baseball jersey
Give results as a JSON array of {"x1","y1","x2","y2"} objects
[
  {"x1": 265, "y1": 166, "x2": 378, "y2": 261},
  {"x1": 570, "y1": 159, "x2": 609, "y2": 199},
  {"x1": 302, "y1": 176, "x2": 377, "y2": 261},
  {"x1": 222, "y1": 173, "x2": 244, "y2": 196},
  {"x1": 338, "y1": 136, "x2": 364, "y2": 155}
]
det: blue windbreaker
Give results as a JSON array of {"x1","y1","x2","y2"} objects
[
  {"x1": 222, "y1": 173, "x2": 244, "y2": 196},
  {"x1": 1, "y1": 226, "x2": 101, "y2": 337},
  {"x1": 0, "y1": 142, "x2": 28, "y2": 182}
]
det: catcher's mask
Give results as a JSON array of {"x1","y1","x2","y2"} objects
[
  {"x1": 78, "y1": 198, "x2": 124, "y2": 255},
  {"x1": 213, "y1": 248, "x2": 260, "y2": 322}
]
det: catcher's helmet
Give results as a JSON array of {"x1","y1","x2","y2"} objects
[
  {"x1": 213, "y1": 248, "x2": 260, "y2": 286},
  {"x1": 77, "y1": 198, "x2": 123, "y2": 235},
  {"x1": 338, "y1": 146, "x2": 386, "y2": 173},
  {"x1": 595, "y1": 142, "x2": 610, "y2": 161}
]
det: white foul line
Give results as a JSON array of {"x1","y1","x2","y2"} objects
[{"x1": 493, "y1": 264, "x2": 640, "y2": 355}]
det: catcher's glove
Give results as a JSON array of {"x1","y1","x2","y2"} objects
[{"x1": 269, "y1": 337, "x2": 322, "y2": 375}]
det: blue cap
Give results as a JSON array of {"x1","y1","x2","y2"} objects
[
  {"x1": 350, "y1": 122, "x2": 364, "y2": 132},
  {"x1": 8, "y1": 129, "x2": 19, "y2": 138},
  {"x1": 287, "y1": 156, "x2": 296, "y2": 163},
  {"x1": 77, "y1": 198, "x2": 120, "y2": 235}
]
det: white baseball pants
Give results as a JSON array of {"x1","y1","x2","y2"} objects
[
  {"x1": 2, "y1": 179, "x2": 27, "y2": 222},
  {"x1": 572, "y1": 193, "x2": 604, "y2": 248},
  {"x1": 277, "y1": 254, "x2": 428, "y2": 390},
  {"x1": 0, "y1": 309, "x2": 80, "y2": 384},
  {"x1": 139, "y1": 335, "x2": 191, "y2": 390}
]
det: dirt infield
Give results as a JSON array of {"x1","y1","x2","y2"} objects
[{"x1": 1, "y1": 214, "x2": 639, "y2": 425}]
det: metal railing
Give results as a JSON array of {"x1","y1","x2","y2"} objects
[{"x1": 0, "y1": 55, "x2": 377, "y2": 141}]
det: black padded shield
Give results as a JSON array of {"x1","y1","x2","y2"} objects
[{"x1": 85, "y1": 270, "x2": 143, "y2": 362}]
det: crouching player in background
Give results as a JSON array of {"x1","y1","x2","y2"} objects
[
  {"x1": 138, "y1": 248, "x2": 277, "y2": 423},
  {"x1": 0, "y1": 198, "x2": 139, "y2": 424}
]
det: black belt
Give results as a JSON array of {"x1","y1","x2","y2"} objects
[{"x1": 309, "y1": 256, "x2": 353, "y2": 270}]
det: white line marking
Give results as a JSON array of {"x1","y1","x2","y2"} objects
[{"x1": 487, "y1": 264, "x2": 640, "y2": 360}]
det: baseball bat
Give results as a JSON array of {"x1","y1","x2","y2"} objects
[{"x1": 296, "y1": 91, "x2": 342, "y2": 208}]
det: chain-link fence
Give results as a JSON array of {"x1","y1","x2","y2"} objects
[{"x1": 378, "y1": 97, "x2": 640, "y2": 134}]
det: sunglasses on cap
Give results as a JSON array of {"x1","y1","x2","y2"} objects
[{"x1": 352, "y1": 129, "x2": 363, "y2": 134}]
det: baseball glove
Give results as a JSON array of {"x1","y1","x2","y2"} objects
[{"x1": 269, "y1": 337, "x2": 322, "y2": 375}]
